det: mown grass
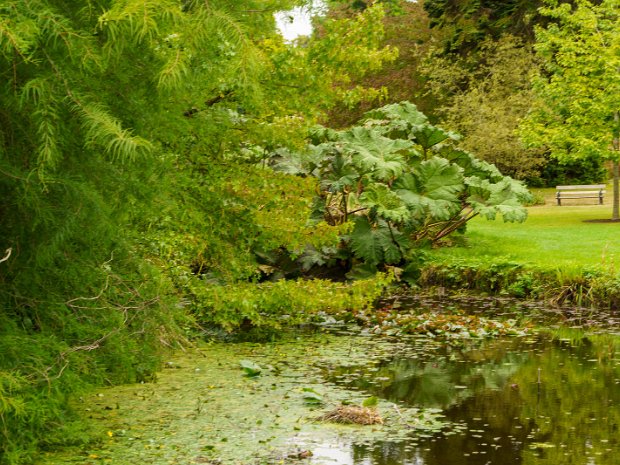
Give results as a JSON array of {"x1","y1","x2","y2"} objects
[{"x1": 433, "y1": 186, "x2": 620, "y2": 273}]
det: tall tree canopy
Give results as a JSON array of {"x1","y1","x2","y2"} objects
[
  {"x1": 521, "y1": 0, "x2": 620, "y2": 218},
  {"x1": 422, "y1": 35, "x2": 546, "y2": 180},
  {"x1": 423, "y1": 0, "x2": 545, "y2": 53}
]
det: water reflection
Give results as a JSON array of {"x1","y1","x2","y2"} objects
[{"x1": 313, "y1": 334, "x2": 620, "y2": 465}]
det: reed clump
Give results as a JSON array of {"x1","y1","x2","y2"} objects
[{"x1": 317, "y1": 405, "x2": 383, "y2": 425}]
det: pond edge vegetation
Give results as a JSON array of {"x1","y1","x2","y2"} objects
[{"x1": 419, "y1": 257, "x2": 620, "y2": 310}]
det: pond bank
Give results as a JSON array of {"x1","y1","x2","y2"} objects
[{"x1": 419, "y1": 257, "x2": 620, "y2": 309}]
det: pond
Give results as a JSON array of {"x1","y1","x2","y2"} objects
[{"x1": 38, "y1": 297, "x2": 620, "y2": 465}]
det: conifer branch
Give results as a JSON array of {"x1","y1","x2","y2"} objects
[
  {"x1": 0, "y1": 165, "x2": 30, "y2": 182},
  {"x1": 39, "y1": 48, "x2": 153, "y2": 162},
  {"x1": 0, "y1": 16, "x2": 28, "y2": 58},
  {"x1": 158, "y1": 47, "x2": 188, "y2": 90}
]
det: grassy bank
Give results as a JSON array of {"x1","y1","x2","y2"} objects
[
  {"x1": 423, "y1": 186, "x2": 620, "y2": 306},
  {"x1": 434, "y1": 187, "x2": 620, "y2": 272}
]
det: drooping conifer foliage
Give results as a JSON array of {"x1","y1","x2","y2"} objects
[{"x1": 0, "y1": 1, "x2": 398, "y2": 462}]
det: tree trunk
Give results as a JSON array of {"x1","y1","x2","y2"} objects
[
  {"x1": 614, "y1": 161, "x2": 619, "y2": 221},
  {"x1": 614, "y1": 112, "x2": 620, "y2": 221}
]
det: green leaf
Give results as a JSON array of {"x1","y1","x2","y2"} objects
[
  {"x1": 239, "y1": 360, "x2": 262, "y2": 377},
  {"x1": 349, "y1": 216, "x2": 384, "y2": 266},
  {"x1": 359, "y1": 183, "x2": 409, "y2": 223},
  {"x1": 362, "y1": 101, "x2": 428, "y2": 139},
  {"x1": 466, "y1": 177, "x2": 529, "y2": 222},
  {"x1": 417, "y1": 157, "x2": 464, "y2": 201},
  {"x1": 394, "y1": 158, "x2": 464, "y2": 221},
  {"x1": 438, "y1": 145, "x2": 510, "y2": 183},
  {"x1": 340, "y1": 127, "x2": 411, "y2": 181},
  {"x1": 361, "y1": 396, "x2": 378, "y2": 407},
  {"x1": 411, "y1": 124, "x2": 459, "y2": 151},
  {"x1": 378, "y1": 225, "x2": 407, "y2": 264},
  {"x1": 349, "y1": 217, "x2": 404, "y2": 266},
  {"x1": 364, "y1": 101, "x2": 428, "y2": 126},
  {"x1": 302, "y1": 387, "x2": 324, "y2": 405},
  {"x1": 309, "y1": 125, "x2": 341, "y2": 144},
  {"x1": 320, "y1": 152, "x2": 359, "y2": 193}
]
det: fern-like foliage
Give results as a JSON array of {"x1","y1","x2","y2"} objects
[
  {"x1": 78, "y1": 102, "x2": 153, "y2": 160},
  {"x1": 98, "y1": 0, "x2": 178, "y2": 48},
  {"x1": 0, "y1": 2, "x2": 310, "y2": 462}
]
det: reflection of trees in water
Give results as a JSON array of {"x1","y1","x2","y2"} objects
[
  {"x1": 325, "y1": 338, "x2": 525, "y2": 409},
  {"x1": 329, "y1": 334, "x2": 620, "y2": 465},
  {"x1": 349, "y1": 394, "x2": 528, "y2": 465},
  {"x1": 353, "y1": 441, "x2": 426, "y2": 465},
  {"x1": 518, "y1": 335, "x2": 620, "y2": 465}
]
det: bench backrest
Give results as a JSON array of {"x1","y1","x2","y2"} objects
[{"x1": 556, "y1": 184, "x2": 606, "y2": 191}]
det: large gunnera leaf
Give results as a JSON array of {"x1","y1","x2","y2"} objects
[
  {"x1": 340, "y1": 127, "x2": 411, "y2": 182},
  {"x1": 320, "y1": 152, "x2": 359, "y2": 193},
  {"x1": 362, "y1": 101, "x2": 429, "y2": 139},
  {"x1": 349, "y1": 216, "x2": 405, "y2": 266},
  {"x1": 439, "y1": 147, "x2": 504, "y2": 181},
  {"x1": 308, "y1": 125, "x2": 340, "y2": 145},
  {"x1": 359, "y1": 183, "x2": 409, "y2": 223},
  {"x1": 394, "y1": 157, "x2": 464, "y2": 221},
  {"x1": 411, "y1": 124, "x2": 460, "y2": 151},
  {"x1": 466, "y1": 177, "x2": 530, "y2": 222}
]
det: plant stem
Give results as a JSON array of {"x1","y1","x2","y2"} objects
[
  {"x1": 613, "y1": 111, "x2": 619, "y2": 221},
  {"x1": 386, "y1": 221, "x2": 405, "y2": 262}
]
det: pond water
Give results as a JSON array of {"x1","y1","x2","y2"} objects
[
  {"x1": 313, "y1": 333, "x2": 620, "y2": 464},
  {"x1": 38, "y1": 297, "x2": 620, "y2": 465}
]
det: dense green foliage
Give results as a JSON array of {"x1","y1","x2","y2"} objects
[
  {"x1": 273, "y1": 102, "x2": 530, "y2": 280},
  {"x1": 326, "y1": 0, "x2": 440, "y2": 127},
  {"x1": 423, "y1": 0, "x2": 544, "y2": 52},
  {"x1": 192, "y1": 273, "x2": 394, "y2": 333},
  {"x1": 328, "y1": 0, "x2": 605, "y2": 186},
  {"x1": 521, "y1": 0, "x2": 620, "y2": 217},
  {"x1": 0, "y1": 1, "x2": 400, "y2": 462},
  {"x1": 422, "y1": 35, "x2": 546, "y2": 180}
]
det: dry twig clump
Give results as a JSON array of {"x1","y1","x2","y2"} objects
[{"x1": 317, "y1": 405, "x2": 383, "y2": 425}]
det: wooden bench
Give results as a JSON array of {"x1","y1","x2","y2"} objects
[{"x1": 556, "y1": 184, "x2": 606, "y2": 206}]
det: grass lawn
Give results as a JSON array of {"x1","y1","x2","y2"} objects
[{"x1": 433, "y1": 187, "x2": 620, "y2": 272}]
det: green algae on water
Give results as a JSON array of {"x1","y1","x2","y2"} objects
[{"x1": 37, "y1": 332, "x2": 455, "y2": 465}]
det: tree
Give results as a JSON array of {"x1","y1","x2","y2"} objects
[
  {"x1": 422, "y1": 35, "x2": 546, "y2": 180},
  {"x1": 325, "y1": 0, "x2": 440, "y2": 127},
  {"x1": 521, "y1": 0, "x2": 620, "y2": 219},
  {"x1": 423, "y1": 0, "x2": 545, "y2": 53},
  {"x1": 0, "y1": 1, "x2": 298, "y2": 461},
  {"x1": 0, "y1": 1, "x2": 401, "y2": 461}
]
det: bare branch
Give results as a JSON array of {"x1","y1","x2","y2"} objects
[{"x1": 0, "y1": 247, "x2": 12, "y2": 264}]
